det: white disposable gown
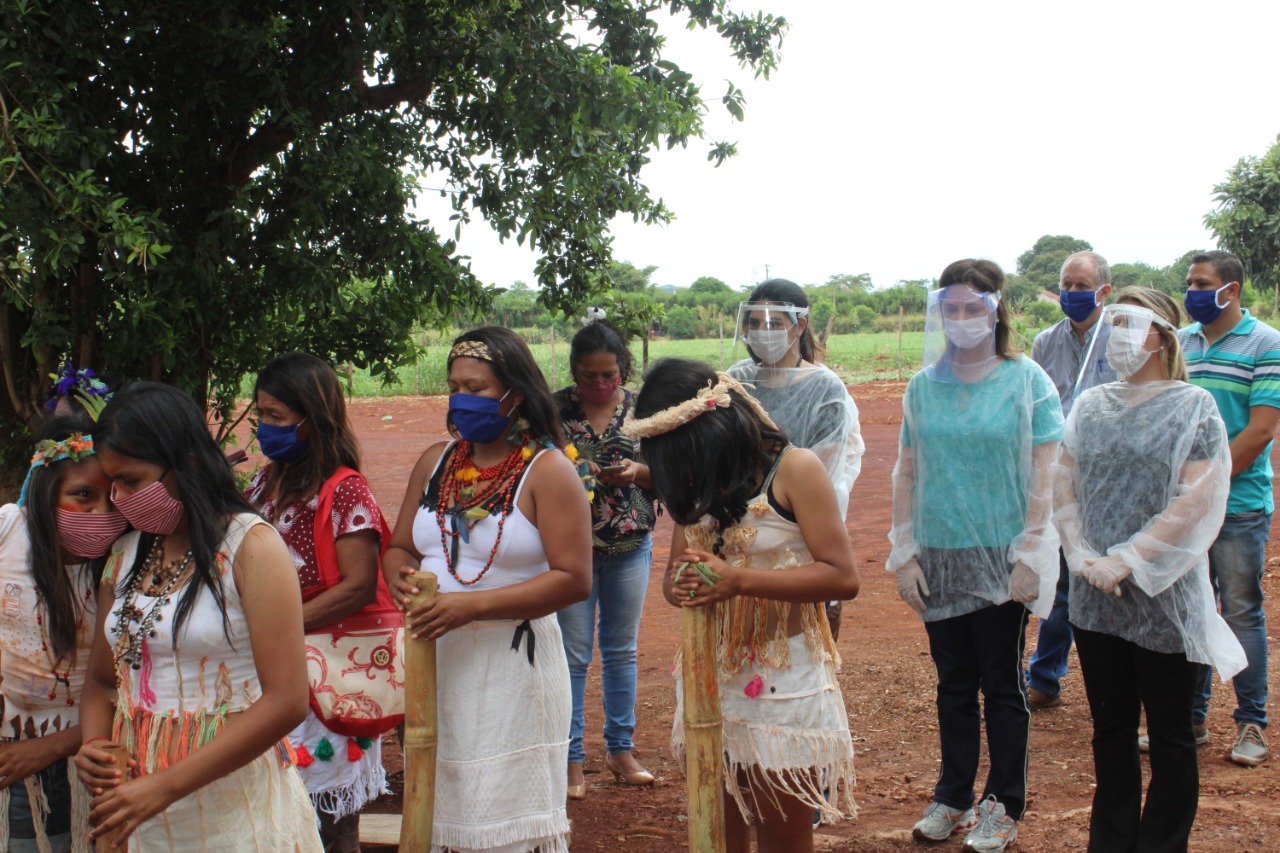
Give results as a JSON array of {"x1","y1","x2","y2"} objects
[
  {"x1": 887, "y1": 355, "x2": 1063, "y2": 621},
  {"x1": 728, "y1": 359, "x2": 863, "y2": 517},
  {"x1": 1053, "y1": 380, "x2": 1246, "y2": 678}
]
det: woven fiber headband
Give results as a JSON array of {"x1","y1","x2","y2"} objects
[{"x1": 622, "y1": 372, "x2": 778, "y2": 439}]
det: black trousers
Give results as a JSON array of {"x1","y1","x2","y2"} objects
[
  {"x1": 923, "y1": 601, "x2": 1030, "y2": 820},
  {"x1": 1073, "y1": 626, "x2": 1199, "y2": 853}
]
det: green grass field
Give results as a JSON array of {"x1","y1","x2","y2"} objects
[{"x1": 295, "y1": 330, "x2": 931, "y2": 399}]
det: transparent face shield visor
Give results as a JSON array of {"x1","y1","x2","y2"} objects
[
  {"x1": 923, "y1": 284, "x2": 1000, "y2": 376},
  {"x1": 733, "y1": 301, "x2": 809, "y2": 367},
  {"x1": 1079, "y1": 303, "x2": 1176, "y2": 383}
]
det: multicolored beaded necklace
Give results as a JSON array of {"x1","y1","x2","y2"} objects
[
  {"x1": 110, "y1": 537, "x2": 194, "y2": 671},
  {"x1": 430, "y1": 438, "x2": 532, "y2": 585}
]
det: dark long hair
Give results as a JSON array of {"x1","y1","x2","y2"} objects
[
  {"x1": 254, "y1": 352, "x2": 361, "y2": 507},
  {"x1": 96, "y1": 383, "x2": 258, "y2": 641},
  {"x1": 450, "y1": 327, "x2": 566, "y2": 447},
  {"x1": 24, "y1": 411, "x2": 106, "y2": 664},
  {"x1": 938, "y1": 258, "x2": 1014, "y2": 359},
  {"x1": 634, "y1": 358, "x2": 788, "y2": 530},
  {"x1": 569, "y1": 319, "x2": 633, "y2": 384},
  {"x1": 744, "y1": 278, "x2": 822, "y2": 363}
]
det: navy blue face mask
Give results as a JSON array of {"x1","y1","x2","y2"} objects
[
  {"x1": 1184, "y1": 283, "x2": 1233, "y2": 325},
  {"x1": 1059, "y1": 289, "x2": 1099, "y2": 323},
  {"x1": 449, "y1": 390, "x2": 513, "y2": 443},
  {"x1": 256, "y1": 420, "x2": 310, "y2": 463}
]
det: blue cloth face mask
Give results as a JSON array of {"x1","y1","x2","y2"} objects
[
  {"x1": 256, "y1": 420, "x2": 311, "y2": 463},
  {"x1": 449, "y1": 390, "x2": 513, "y2": 443},
  {"x1": 1184, "y1": 283, "x2": 1233, "y2": 325},
  {"x1": 1059, "y1": 289, "x2": 1100, "y2": 323}
]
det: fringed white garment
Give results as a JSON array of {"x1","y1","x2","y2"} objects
[
  {"x1": 288, "y1": 710, "x2": 388, "y2": 819},
  {"x1": 674, "y1": 451, "x2": 857, "y2": 825},
  {"x1": 673, "y1": 634, "x2": 857, "y2": 825},
  {"x1": 431, "y1": 617, "x2": 571, "y2": 853},
  {"x1": 125, "y1": 751, "x2": 319, "y2": 851},
  {"x1": 105, "y1": 516, "x2": 322, "y2": 852}
]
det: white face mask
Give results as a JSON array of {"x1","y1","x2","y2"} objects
[
  {"x1": 746, "y1": 329, "x2": 794, "y2": 364},
  {"x1": 943, "y1": 316, "x2": 992, "y2": 350},
  {"x1": 1105, "y1": 325, "x2": 1153, "y2": 377}
]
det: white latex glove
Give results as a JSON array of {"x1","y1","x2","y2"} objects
[
  {"x1": 1008, "y1": 562, "x2": 1039, "y2": 603},
  {"x1": 1082, "y1": 555, "x2": 1130, "y2": 595},
  {"x1": 895, "y1": 559, "x2": 930, "y2": 614}
]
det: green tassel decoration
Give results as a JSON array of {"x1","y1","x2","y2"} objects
[
  {"x1": 356, "y1": 736, "x2": 374, "y2": 750},
  {"x1": 314, "y1": 737, "x2": 335, "y2": 762}
]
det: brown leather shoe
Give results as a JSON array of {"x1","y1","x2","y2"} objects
[
  {"x1": 1027, "y1": 686, "x2": 1062, "y2": 710},
  {"x1": 605, "y1": 751, "x2": 655, "y2": 786}
]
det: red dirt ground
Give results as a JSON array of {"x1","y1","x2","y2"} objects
[{"x1": 300, "y1": 384, "x2": 1279, "y2": 852}]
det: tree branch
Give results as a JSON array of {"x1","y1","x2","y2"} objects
[{"x1": 221, "y1": 77, "x2": 434, "y2": 188}]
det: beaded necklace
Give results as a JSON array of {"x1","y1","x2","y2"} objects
[
  {"x1": 34, "y1": 583, "x2": 91, "y2": 706},
  {"x1": 110, "y1": 537, "x2": 194, "y2": 671},
  {"x1": 430, "y1": 439, "x2": 531, "y2": 585}
]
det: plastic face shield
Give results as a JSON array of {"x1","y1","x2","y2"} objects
[
  {"x1": 1078, "y1": 303, "x2": 1174, "y2": 384},
  {"x1": 922, "y1": 285, "x2": 1000, "y2": 376},
  {"x1": 733, "y1": 301, "x2": 809, "y2": 366}
]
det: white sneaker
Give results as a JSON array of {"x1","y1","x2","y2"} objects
[
  {"x1": 962, "y1": 795, "x2": 1018, "y2": 852},
  {"x1": 912, "y1": 800, "x2": 978, "y2": 842}
]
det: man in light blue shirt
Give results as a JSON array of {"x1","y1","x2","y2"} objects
[
  {"x1": 1025, "y1": 250, "x2": 1116, "y2": 709},
  {"x1": 1177, "y1": 249, "x2": 1280, "y2": 767}
]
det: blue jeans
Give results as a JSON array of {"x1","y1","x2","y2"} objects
[
  {"x1": 1193, "y1": 511, "x2": 1270, "y2": 728},
  {"x1": 557, "y1": 536, "x2": 652, "y2": 764},
  {"x1": 6, "y1": 758, "x2": 73, "y2": 853},
  {"x1": 1026, "y1": 553, "x2": 1073, "y2": 699}
]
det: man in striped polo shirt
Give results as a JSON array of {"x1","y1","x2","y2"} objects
[{"x1": 1178, "y1": 249, "x2": 1280, "y2": 767}]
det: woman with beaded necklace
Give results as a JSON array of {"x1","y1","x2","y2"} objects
[
  {"x1": 73, "y1": 383, "x2": 321, "y2": 850},
  {"x1": 384, "y1": 326, "x2": 591, "y2": 853},
  {"x1": 1, "y1": 409, "x2": 123, "y2": 853}
]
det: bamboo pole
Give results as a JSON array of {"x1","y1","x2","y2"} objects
[
  {"x1": 682, "y1": 605, "x2": 725, "y2": 853},
  {"x1": 399, "y1": 572, "x2": 440, "y2": 851},
  {"x1": 94, "y1": 743, "x2": 131, "y2": 852}
]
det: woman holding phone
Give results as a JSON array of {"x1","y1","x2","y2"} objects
[{"x1": 553, "y1": 317, "x2": 658, "y2": 799}]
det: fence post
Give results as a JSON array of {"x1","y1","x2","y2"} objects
[{"x1": 897, "y1": 306, "x2": 905, "y2": 381}]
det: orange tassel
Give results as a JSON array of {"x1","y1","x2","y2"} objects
[
  {"x1": 295, "y1": 744, "x2": 315, "y2": 768},
  {"x1": 346, "y1": 738, "x2": 364, "y2": 762}
]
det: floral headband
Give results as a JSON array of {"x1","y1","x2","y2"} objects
[
  {"x1": 622, "y1": 372, "x2": 778, "y2": 440},
  {"x1": 17, "y1": 433, "x2": 96, "y2": 507}
]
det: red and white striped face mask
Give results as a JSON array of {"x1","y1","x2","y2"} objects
[
  {"x1": 57, "y1": 508, "x2": 129, "y2": 558},
  {"x1": 111, "y1": 478, "x2": 184, "y2": 535}
]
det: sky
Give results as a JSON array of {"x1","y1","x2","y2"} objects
[{"x1": 413, "y1": 0, "x2": 1280, "y2": 292}]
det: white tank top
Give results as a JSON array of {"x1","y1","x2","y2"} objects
[
  {"x1": 108, "y1": 514, "x2": 267, "y2": 713},
  {"x1": 411, "y1": 444, "x2": 551, "y2": 594}
]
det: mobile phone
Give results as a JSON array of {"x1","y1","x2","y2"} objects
[{"x1": 598, "y1": 464, "x2": 626, "y2": 475}]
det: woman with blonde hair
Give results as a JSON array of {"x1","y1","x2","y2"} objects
[{"x1": 1055, "y1": 287, "x2": 1244, "y2": 852}]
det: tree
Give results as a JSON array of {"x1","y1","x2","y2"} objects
[
  {"x1": 1015, "y1": 235, "x2": 1094, "y2": 295},
  {"x1": 609, "y1": 261, "x2": 660, "y2": 295},
  {"x1": 1206, "y1": 135, "x2": 1280, "y2": 293},
  {"x1": 689, "y1": 276, "x2": 730, "y2": 295},
  {"x1": 0, "y1": 1, "x2": 785, "y2": 449},
  {"x1": 825, "y1": 273, "x2": 872, "y2": 292}
]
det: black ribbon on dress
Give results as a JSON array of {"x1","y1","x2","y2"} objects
[{"x1": 511, "y1": 619, "x2": 535, "y2": 666}]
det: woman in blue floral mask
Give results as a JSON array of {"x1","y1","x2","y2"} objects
[{"x1": 384, "y1": 326, "x2": 591, "y2": 853}]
